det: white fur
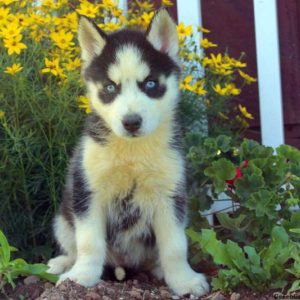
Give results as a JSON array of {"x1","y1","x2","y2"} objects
[
  {"x1": 78, "y1": 17, "x2": 106, "y2": 64},
  {"x1": 147, "y1": 9, "x2": 179, "y2": 60},
  {"x1": 57, "y1": 196, "x2": 106, "y2": 287}
]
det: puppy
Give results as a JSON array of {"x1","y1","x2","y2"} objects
[{"x1": 47, "y1": 9, "x2": 209, "y2": 296}]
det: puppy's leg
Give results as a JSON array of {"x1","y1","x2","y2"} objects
[
  {"x1": 153, "y1": 200, "x2": 209, "y2": 296},
  {"x1": 58, "y1": 198, "x2": 106, "y2": 287},
  {"x1": 47, "y1": 215, "x2": 76, "y2": 274}
]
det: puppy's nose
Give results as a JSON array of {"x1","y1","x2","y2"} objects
[{"x1": 122, "y1": 114, "x2": 142, "y2": 133}]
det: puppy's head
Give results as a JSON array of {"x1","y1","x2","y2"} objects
[{"x1": 78, "y1": 10, "x2": 180, "y2": 138}]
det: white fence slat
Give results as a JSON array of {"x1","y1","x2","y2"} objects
[{"x1": 253, "y1": 0, "x2": 284, "y2": 148}]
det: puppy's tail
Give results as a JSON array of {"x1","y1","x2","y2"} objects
[
  {"x1": 102, "y1": 265, "x2": 127, "y2": 281},
  {"x1": 114, "y1": 266, "x2": 126, "y2": 281}
]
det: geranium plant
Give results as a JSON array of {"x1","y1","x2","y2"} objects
[{"x1": 187, "y1": 135, "x2": 300, "y2": 292}]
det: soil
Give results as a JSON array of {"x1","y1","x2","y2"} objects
[{"x1": 0, "y1": 273, "x2": 283, "y2": 300}]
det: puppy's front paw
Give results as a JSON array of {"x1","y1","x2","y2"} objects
[
  {"x1": 57, "y1": 266, "x2": 101, "y2": 287},
  {"x1": 166, "y1": 269, "x2": 209, "y2": 296},
  {"x1": 47, "y1": 255, "x2": 74, "y2": 275}
]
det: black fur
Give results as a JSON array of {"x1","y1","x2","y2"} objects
[
  {"x1": 137, "y1": 80, "x2": 166, "y2": 99},
  {"x1": 138, "y1": 228, "x2": 156, "y2": 248},
  {"x1": 98, "y1": 83, "x2": 121, "y2": 104},
  {"x1": 107, "y1": 185, "x2": 142, "y2": 244},
  {"x1": 60, "y1": 147, "x2": 92, "y2": 220},
  {"x1": 172, "y1": 185, "x2": 187, "y2": 223},
  {"x1": 84, "y1": 112, "x2": 111, "y2": 144},
  {"x1": 72, "y1": 163, "x2": 91, "y2": 216}
]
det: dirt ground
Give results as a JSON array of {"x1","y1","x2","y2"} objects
[{"x1": 0, "y1": 273, "x2": 280, "y2": 300}]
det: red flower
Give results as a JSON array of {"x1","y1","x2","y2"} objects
[{"x1": 226, "y1": 160, "x2": 249, "y2": 189}]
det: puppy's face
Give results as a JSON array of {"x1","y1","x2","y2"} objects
[{"x1": 78, "y1": 10, "x2": 180, "y2": 138}]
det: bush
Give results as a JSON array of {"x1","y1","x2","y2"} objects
[{"x1": 187, "y1": 136, "x2": 300, "y2": 292}]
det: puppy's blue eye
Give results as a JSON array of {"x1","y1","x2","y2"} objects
[
  {"x1": 105, "y1": 84, "x2": 116, "y2": 93},
  {"x1": 145, "y1": 80, "x2": 158, "y2": 90}
]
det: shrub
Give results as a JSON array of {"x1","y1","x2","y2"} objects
[{"x1": 187, "y1": 136, "x2": 300, "y2": 292}]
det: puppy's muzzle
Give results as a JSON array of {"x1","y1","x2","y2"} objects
[{"x1": 122, "y1": 114, "x2": 142, "y2": 134}]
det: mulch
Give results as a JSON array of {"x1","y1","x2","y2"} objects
[{"x1": 0, "y1": 273, "x2": 281, "y2": 300}]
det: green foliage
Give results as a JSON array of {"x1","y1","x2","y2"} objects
[
  {"x1": 187, "y1": 227, "x2": 297, "y2": 291},
  {"x1": 0, "y1": 42, "x2": 84, "y2": 257},
  {"x1": 0, "y1": 230, "x2": 57, "y2": 290},
  {"x1": 187, "y1": 136, "x2": 300, "y2": 292}
]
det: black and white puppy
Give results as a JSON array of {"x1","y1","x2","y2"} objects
[{"x1": 47, "y1": 9, "x2": 209, "y2": 296}]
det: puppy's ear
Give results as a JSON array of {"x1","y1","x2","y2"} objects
[
  {"x1": 78, "y1": 16, "x2": 107, "y2": 64},
  {"x1": 146, "y1": 9, "x2": 179, "y2": 60}
]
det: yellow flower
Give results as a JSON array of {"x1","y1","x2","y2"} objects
[
  {"x1": 0, "y1": 23, "x2": 22, "y2": 38},
  {"x1": 213, "y1": 83, "x2": 241, "y2": 96},
  {"x1": 4, "y1": 35, "x2": 27, "y2": 55},
  {"x1": 140, "y1": 11, "x2": 155, "y2": 28},
  {"x1": 11, "y1": 13, "x2": 30, "y2": 28},
  {"x1": 232, "y1": 60, "x2": 247, "y2": 68},
  {"x1": 76, "y1": 1, "x2": 99, "y2": 18},
  {"x1": 200, "y1": 38, "x2": 217, "y2": 49},
  {"x1": 0, "y1": 111, "x2": 5, "y2": 119},
  {"x1": 4, "y1": 63, "x2": 23, "y2": 75},
  {"x1": 213, "y1": 84, "x2": 227, "y2": 96},
  {"x1": 50, "y1": 30, "x2": 74, "y2": 50},
  {"x1": 238, "y1": 104, "x2": 254, "y2": 120},
  {"x1": 41, "y1": 58, "x2": 64, "y2": 77},
  {"x1": 101, "y1": 0, "x2": 116, "y2": 8},
  {"x1": 64, "y1": 58, "x2": 81, "y2": 71},
  {"x1": 0, "y1": 7, "x2": 11, "y2": 24},
  {"x1": 198, "y1": 26, "x2": 210, "y2": 33},
  {"x1": 177, "y1": 22, "x2": 193, "y2": 38},
  {"x1": 162, "y1": 0, "x2": 173, "y2": 6},
  {"x1": 77, "y1": 95, "x2": 92, "y2": 113},
  {"x1": 98, "y1": 22, "x2": 122, "y2": 32},
  {"x1": 180, "y1": 75, "x2": 193, "y2": 91},
  {"x1": 238, "y1": 70, "x2": 257, "y2": 84},
  {"x1": 1, "y1": 0, "x2": 18, "y2": 5},
  {"x1": 191, "y1": 79, "x2": 207, "y2": 96},
  {"x1": 226, "y1": 83, "x2": 241, "y2": 95},
  {"x1": 136, "y1": 0, "x2": 153, "y2": 10}
]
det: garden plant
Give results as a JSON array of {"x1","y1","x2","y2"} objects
[{"x1": 1, "y1": 0, "x2": 296, "y2": 298}]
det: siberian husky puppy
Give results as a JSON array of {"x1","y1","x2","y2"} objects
[{"x1": 47, "y1": 9, "x2": 209, "y2": 296}]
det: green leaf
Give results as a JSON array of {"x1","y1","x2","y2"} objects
[
  {"x1": 25, "y1": 263, "x2": 48, "y2": 274},
  {"x1": 186, "y1": 228, "x2": 202, "y2": 244},
  {"x1": 216, "y1": 213, "x2": 246, "y2": 231},
  {"x1": 276, "y1": 144, "x2": 300, "y2": 164},
  {"x1": 244, "y1": 246, "x2": 261, "y2": 268},
  {"x1": 226, "y1": 240, "x2": 248, "y2": 271},
  {"x1": 235, "y1": 174, "x2": 265, "y2": 201},
  {"x1": 246, "y1": 190, "x2": 277, "y2": 219},
  {"x1": 240, "y1": 139, "x2": 273, "y2": 160},
  {"x1": 200, "y1": 229, "x2": 233, "y2": 267},
  {"x1": 215, "y1": 135, "x2": 232, "y2": 152},
  {"x1": 288, "y1": 279, "x2": 300, "y2": 293},
  {"x1": 290, "y1": 228, "x2": 300, "y2": 234},
  {"x1": 0, "y1": 230, "x2": 11, "y2": 266},
  {"x1": 204, "y1": 158, "x2": 236, "y2": 193},
  {"x1": 205, "y1": 158, "x2": 236, "y2": 181}
]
